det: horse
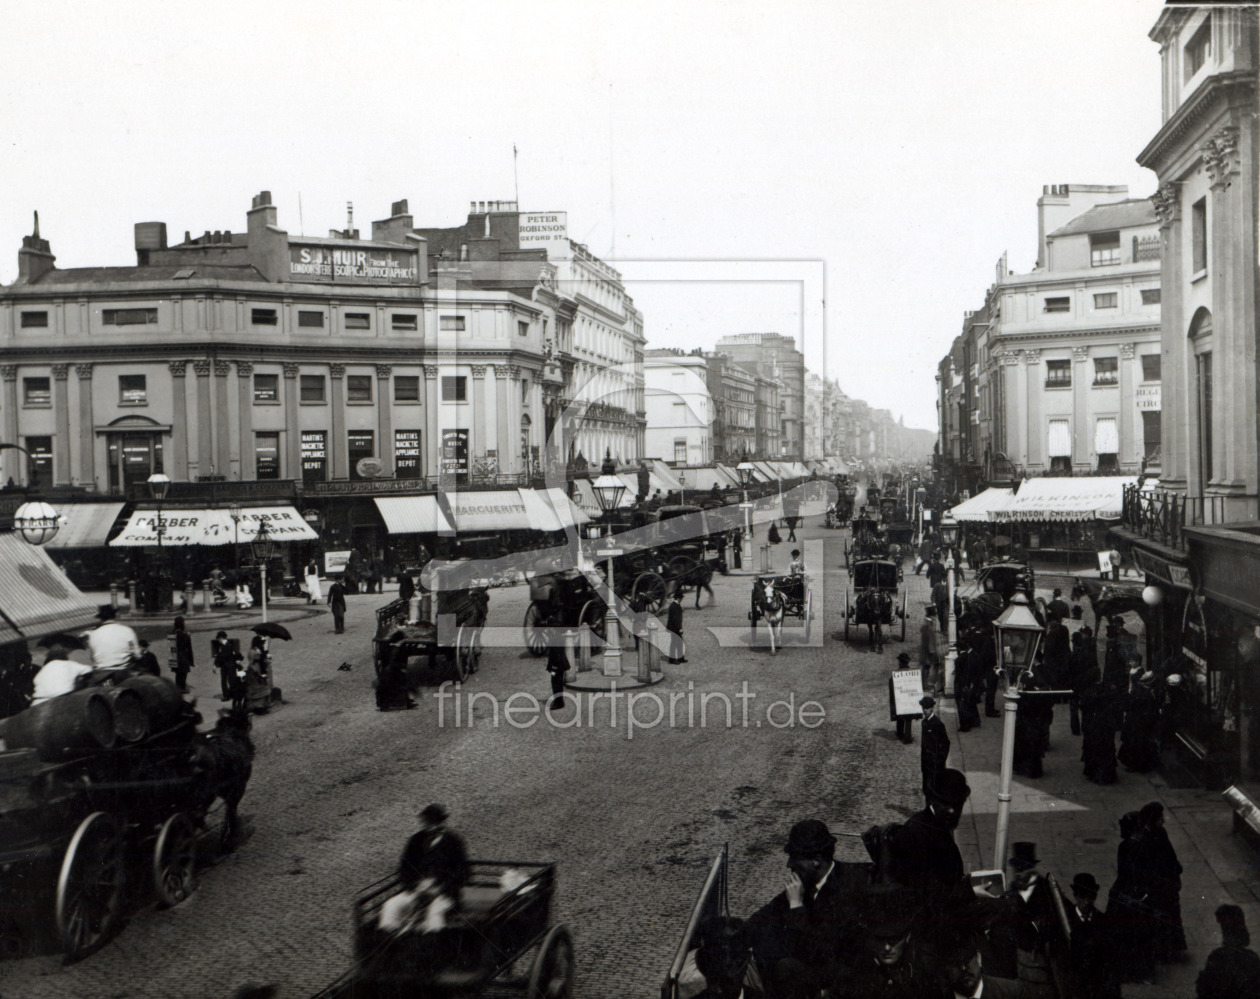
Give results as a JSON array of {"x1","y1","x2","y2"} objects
[
  {"x1": 191, "y1": 706, "x2": 256, "y2": 853},
  {"x1": 856, "y1": 588, "x2": 892, "y2": 651},
  {"x1": 751, "y1": 578, "x2": 786, "y2": 654}
]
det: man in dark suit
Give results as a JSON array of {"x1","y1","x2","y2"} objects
[
  {"x1": 920, "y1": 696, "x2": 950, "y2": 791},
  {"x1": 379, "y1": 803, "x2": 469, "y2": 932},
  {"x1": 987, "y1": 842, "x2": 1057, "y2": 989},
  {"x1": 1064, "y1": 873, "x2": 1118, "y2": 999},
  {"x1": 171, "y1": 616, "x2": 195, "y2": 692},
  {"x1": 931, "y1": 923, "x2": 1025, "y2": 998},
  {"x1": 886, "y1": 768, "x2": 971, "y2": 903},
  {"x1": 135, "y1": 639, "x2": 161, "y2": 677},
  {"x1": 666, "y1": 591, "x2": 687, "y2": 664},
  {"x1": 844, "y1": 884, "x2": 933, "y2": 998},
  {"x1": 328, "y1": 579, "x2": 347, "y2": 634}
]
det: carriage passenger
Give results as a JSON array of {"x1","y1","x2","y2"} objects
[
  {"x1": 789, "y1": 549, "x2": 806, "y2": 576},
  {"x1": 30, "y1": 643, "x2": 92, "y2": 706},
  {"x1": 379, "y1": 803, "x2": 469, "y2": 933}
]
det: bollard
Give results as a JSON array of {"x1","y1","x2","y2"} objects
[
  {"x1": 635, "y1": 625, "x2": 652, "y2": 683},
  {"x1": 419, "y1": 594, "x2": 432, "y2": 624},
  {"x1": 564, "y1": 629, "x2": 577, "y2": 675},
  {"x1": 576, "y1": 625, "x2": 592, "y2": 672},
  {"x1": 646, "y1": 617, "x2": 663, "y2": 674},
  {"x1": 203, "y1": 580, "x2": 213, "y2": 613},
  {"x1": 184, "y1": 582, "x2": 195, "y2": 615},
  {"x1": 128, "y1": 580, "x2": 138, "y2": 615},
  {"x1": 408, "y1": 595, "x2": 421, "y2": 624},
  {"x1": 760, "y1": 544, "x2": 771, "y2": 574},
  {"x1": 109, "y1": 582, "x2": 120, "y2": 610}
]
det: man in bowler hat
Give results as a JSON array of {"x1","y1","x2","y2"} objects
[
  {"x1": 379, "y1": 803, "x2": 468, "y2": 932},
  {"x1": 886, "y1": 768, "x2": 972, "y2": 903},
  {"x1": 1065, "y1": 873, "x2": 1117, "y2": 999},
  {"x1": 920, "y1": 695, "x2": 950, "y2": 791}
]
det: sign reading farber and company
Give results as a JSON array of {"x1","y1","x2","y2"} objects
[
  {"x1": 288, "y1": 244, "x2": 419, "y2": 284},
  {"x1": 1136, "y1": 385, "x2": 1161, "y2": 411},
  {"x1": 517, "y1": 212, "x2": 568, "y2": 252}
]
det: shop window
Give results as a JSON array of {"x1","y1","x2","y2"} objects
[
  {"x1": 1045, "y1": 359, "x2": 1071, "y2": 388},
  {"x1": 119, "y1": 374, "x2": 147, "y2": 405},
  {"x1": 347, "y1": 375, "x2": 373, "y2": 402},
  {"x1": 254, "y1": 373, "x2": 279, "y2": 402},
  {"x1": 298, "y1": 310, "x2": 324, "y2": 328},
  {"x1": 1093, "y1": 357, "x2": 1118, "y2": 386},
  {"x1": 251, "y1": 308, "x2": 278, "y2": 326},
  {"x1": 1192, "y1": 197, "x2": 1208, "y2": 274},
  {"x1": 20, "y1": 310, "x2": 48, "y2": 328},
  {"x1": 1090, "y1": 231, "x2": 1121, "y2": 267},
  {"x1": 1142, "y1": 411, "x2": 1161, "y2": 460},
  {"x1": 103, "y1": 308, "x2": 157, "y2": 325},
  {"x1": 394, "y1": 376, "x2": 419, "y2": 402},
  {"x1": 26, "y1": 436, "x2": 52, "y2": 481},
  {"x1": 1044, "y1": 297, "x2": 1070, "y2": 314},
  {"x1": 300, "y1": 375, "x2": 326, "y2": 403},
  {"x1": 23, "y1": 376, "x2": 51, "y2": 406},
  {"x1": 300, "y1": 431, "x2": 327, "y2": 484},
  {"x1": 255, "y1": 432, "x2": 280, "y2": 479},
  {"x1": 442, "y1": 376, "x2": 467, "y2": 402},
  {"x1": 345, "y1": 312, "x2": 371, "y2": 330},
  {"x1": 440, "y1": 315, "x2": 465, "y2": 332},
  {"x1": 348, "y1": 431, "x2": 375, "y2": 479},
  {"x1": 1050, "y1": 457, "x2": 1072, "y2": 473},
  {"x1": 1141, "y1": 354, "x2": 1161, "y2": 381},
  {"x1": 395, "y1": 429, "x2": 422, "y2": 479},
  {"x1": 392, "y1": 313, "x2": 418, "y2": 331}
]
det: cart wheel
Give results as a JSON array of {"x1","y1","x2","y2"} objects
[
  {"x1": 468, "y1": 627, "x2": 483, "y2": 674},
  {"x1": 842, "y1": 587, "x2": 850, "y2": 642},
  {"x1": 523, "y1": 601, "x2": 548, "y2": 657},
  {"x1": 527, "y1": 924, "x2": 574, "y2": 998},
  {"x1": 56, "y1": 812, "x2": 123, "y2": 958},
  {"x1": 153, "y1": 811, "x2": 197, "y2": 908},
  {"x1": 578, "y1": 599, "x2": 607, "y2": 646},
  {"x1": 843, "y1": 542, "x2": 849, "y2": 569},
  {"x1": 900, "y1": 591, "x2": 908, "y2": 642},
  {"x1": 804, "y1": 589, "x2": 813, "y2": 643},
  {"x1": 455, "y1": 625, "x2": 471, "y2": 681},
  {"x1": 631, "y1": 571, "x2": 668, "y2": 614}
]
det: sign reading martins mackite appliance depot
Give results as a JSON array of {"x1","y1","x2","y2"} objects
[{"x1": 288, "y1": 243, "x2": 419, "y2": 284}]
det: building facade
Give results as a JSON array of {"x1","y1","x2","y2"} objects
[
  {"x1": 643, "y1": 349, "x2": 713, "y2": 465},
  {"x1": 713, "y1": 332, "x2": 804, "y2": 459},
  {"x1": 703, "y1": 351, "x2": 756, "y2": 462}
]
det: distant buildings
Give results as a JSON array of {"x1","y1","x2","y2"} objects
[{"x1": 713, "y1": 333, "x2": 805, "y2": 460}]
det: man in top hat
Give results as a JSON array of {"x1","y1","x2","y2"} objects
[
  {"x1": 845, "y1": 884, "x2": 930, "y2": 997},
  {"x1": 378, "y1": 803, "x2": 469, "y2": 933},
  {"x1": 747, "y1": 819, "x2": 860, "y2": 999},
  {"x1": 893, "y1": 652, "x2": 917, "y2": 744},
  {"x1": 87, "y1": 604, "x2": 141, "y2": 671},
  {"x1": 920, "y1": 695, "x2": 950, "y2": 791},
  {"x1": 988, "y1": 842, "x2": 1056, "y2": 991},
  {"x1": 886, "y1": 768, "x2": 972, "y2": 906}
]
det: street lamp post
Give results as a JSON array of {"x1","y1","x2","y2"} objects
[
  {"x1": 736, "y1": 456, "x2": 755, "y2": 569},
  {"x1": 148, "y1": 472, "x2": 172, "y2": 612},
  {"x1": 940, "y1": 511, "x2": 959, "y2": 697},
  {"x1": 679, "y1": 470, "x2": 685, "y2": 506},
  {"x1": 992, "y1": 592, "x2": 1044, "y2": 878},
  {"x1": 591, "y1": 451, "x2": 626, "y2": 676},
  {"x1": 228, "y1": 502, "x2": 242, "y2": 585},
  {"x1": 251, "y1": 519, "x2": 276, "y2": 624}
]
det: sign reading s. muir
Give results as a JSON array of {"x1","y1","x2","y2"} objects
[
  {"x1": 517, "y1": 212, "x2": 567, "y2": 252},
  {"x1": 288, "y1": 243, "x2": 419, "y2": 285}
]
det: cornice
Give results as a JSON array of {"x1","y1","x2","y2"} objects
[
  {"x1": 0, "y1": 341, "x2": 548, "y2": 365},
  {"x1": 993, "y1": 324, "x2": 1161, "y2": 345},
  {"x1": 1137, "y1": 71, "x2": 1255, "y2": 173}
]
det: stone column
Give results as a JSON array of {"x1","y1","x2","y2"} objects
[
  {"x1": 329, "y1": 363, "x2": 346, "y2": 479},
  {"x1": 470, "y1": 365, "x2": 487, "y2": 460},
  {"x1": 1023, "y1": 350, "x2": 1041, "y2": 469},
  {"x1": 1151, "y1": 182, "x2": 1181, "y2": 487},
  {"x1": 1072, "y1": 346, "x2": 1089, "y2": 468},
  {"x1": 510, "y1": 365, "x2": 524, "y2": 473},
  {"x1": 1013, "y1": 352, "x2": 1029, "y2": 467},
  {"x1": 192, "y1": 359, "x2": 212, "y2": 480},
  {"x1": 416, "y1": 362, "x2": 429, "y2": 479},
  {"x1": 52, "y1": 364, "x2": 70, "y2": 485},
  {"x1": 76, "y1": 363, "x2": 95, "y2": 487},
  {"x1": 377, "y1": 365, "x2": 394, "y2": 475},
  {"x1": 0, "y1": 366, "x2": 17, "y2": 484},
  {"x1": 1119, "y1": 344, "x2": 1136, "y2": 470},
  {"x1": 283, "y1": 363, "x2": 300, "y2": 480},
  {"x1": 167, "y1": 362, "x2": 188, "y2": 482},
  {"x1": 214, "y1": 360, "x2": 232, "y2": 478},
  {"x1": 495, "y1": 366, "x2": 511, "y2": 473},
  {"x1": 236, "y1": 361, "x2": 254, "y2": 480},
  {"x1": 424, "y1": 365, "x2": 440, "y2": 480}
]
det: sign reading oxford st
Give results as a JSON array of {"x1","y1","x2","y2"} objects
[
  {"x1": 288, "y1": 244, "x2": 419, "y2": 285},
  {"x1": 517, "y1": 212, "x2": 568, "y2": 252}
]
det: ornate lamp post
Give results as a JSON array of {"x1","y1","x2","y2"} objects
[
  {"x1": 148, "y1": 472, "x2": 172, "y2": 611},
  {"x1": 591, "y1": 450, "x2": 626, "y2": 675},
  {"x1": 736, "y1": 456, "x2": 756, "y2": 569},
  {"x1": 939, "y1": 511, "x2": 959, "y2": 695},
  {"x1": 251, "y1": 519, "x2": 276, "y2": 624},
  {"x1": 12, "y1": 500, "x2": 64, "y2": 546},
  {"x1": 228, "y1": 502, "x2": 242, "y2": 583},
  {"x1": 992, "y1": 592, "x2": 1044, "y2": 877},
  {"x1": 679, "y1": 470, "x2": 685, "y2": 506}
]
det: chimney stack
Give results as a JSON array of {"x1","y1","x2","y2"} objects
[
  {"x1": 134, "y1": 221, "x2": 167, "y2": 265},
  {"x1": 248, "y1": 190, "x2": 278, "y2": 233},
  {"x1": 17, "y1": 210, "x2": 55, "y2": 283}
]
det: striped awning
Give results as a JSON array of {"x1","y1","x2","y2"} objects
[
  {"x1": 374, "y1": 495, "x2": 455, "y2": 535},
  {"x1": 45, "y1": 502, "x2": 125, "y2": 549},
  {"x1": 1000, "y1": 476, "x2": 1137, "y2": 522},
  {"x1": 1095, "y1": 418, "x2": 1119, "y2": 455},
  {"x1": 541, "y1": 487, "x2": 589, "y2": 528},
  {"x1": 946, "y1": 487, "x2": 1014, "y2": 523},
  {"x1": 0, "y1": 532, "x2": 98, "y2": 637},
  {"x1": 109, "y1": 505, "x2": 319, "y2": 546},
  {"x1": 1048, "y1": 420, "x2": 1072, "y2": 458}
]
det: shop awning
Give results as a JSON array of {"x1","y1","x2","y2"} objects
[
  {"x1": 686, "y1": 467, "x2": 738, "y2": 491},
  {"x1": 644, "y1": 461, "x2": 683, "y2": 492},
  {"x1": 109, "y1": 505, "x2": 320, "y2": 546},
  {"x1": 443, "y1": 490, "x2": 536, "y2": 531},
  {"x1": 0, "y1": 533, "x2": 98, "y2": 637},
  {"x1": 752, "y1": 462, "x2": 779, "y2": 482},
  {"x1": 375, "y1": 496, "x2": 455, "y2": 535},
  {"x1": 541, "y1": 487, "x2": 590, "y2": 528},
  {"x1": 45, "y1": 502, "x2": 126, "y2": 549},
  {"x1": 947, "y1": 487, "x2": 1015, "y2": 523},
  {"x1": 997, "y1": 476, "x2": 1137, "y2": 522}
]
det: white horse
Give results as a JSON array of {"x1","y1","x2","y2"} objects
[{"x1": 751, "y1": 577, "x2": 786, "y2": 654}]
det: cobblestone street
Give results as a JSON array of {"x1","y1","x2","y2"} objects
[{"x1": 0, "y1": 520, "x2": 935, "y2": 999}]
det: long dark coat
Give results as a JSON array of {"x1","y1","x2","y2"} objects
[{"x1": 920, "y1": 713, "x2": 949, "y2": 788}]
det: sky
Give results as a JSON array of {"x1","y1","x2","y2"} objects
[{"x1": 0, "y1": 0, "x2": 1169, "y2": 432}]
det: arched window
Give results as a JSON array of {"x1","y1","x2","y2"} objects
[{"x1": 1189, "y1": 308, "x2": 1213, "y2": 485}]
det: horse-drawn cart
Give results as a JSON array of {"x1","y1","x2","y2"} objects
[
  {"x1": 373, "y1": 583, "x2": 489, "y2": 682},
  {"x1": 315, "y1": 860, "x2": 573, "y2": 999},
  {"x1": 748, "y1": 573, "x2": 814, "y2": 654},
  {"x1": 0, "y1": 676, "x2": 252, "y2": 959},
  {"x1": 522, "y1": 569, "x2": 610, "y2": 656},
  {"x1": 841, "y1": 559, "x2": 907, "y2": 651},
  {"x1": 844, "y1": 517, "x2": 889, "y2": 567}
]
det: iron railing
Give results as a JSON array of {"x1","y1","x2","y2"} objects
[{"x1": 1121, "y1": 484, "x2": 1232, "y2": 550}]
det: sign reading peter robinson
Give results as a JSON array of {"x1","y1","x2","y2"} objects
[
  {"x1": 289, "y1": 244, "x2": 419, "y2": 284},
  {"x1": 517, "y1": 212, "x2": 568, "y2": 252}
]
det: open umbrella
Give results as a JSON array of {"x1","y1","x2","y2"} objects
[{"x1": 250, "y1": 622, "x2": 292, "y2": 641}]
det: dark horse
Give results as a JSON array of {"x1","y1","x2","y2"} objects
[
  {"x1": 191, "y1": 707, "x2": 255, "y2": 853},
  {"x1": 856, "y1": 589, "x2": 892, "y2": 652}
]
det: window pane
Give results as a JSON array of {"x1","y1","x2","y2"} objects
[
  {"x1": 1045, "y1": 297, "x2": 1070, "y2": 313},
  {"x1": 1045, "y1": 360, "x2": 1071, "y2": 386},
  {"x1": 1090, "y1": 231, "x2": 1121, "y2": 266},
  {"x1": 26, "y1": 436, "x2": 52, "y2": 478},
  {"x1": 1192, "y1": 198, "x2": 1207, "y2": 273},
  {"x1": 518, "y1": 320, "x2": 529, "y2": 337},
  {"x1": 441, "y1": 376, "x2": 466, "y2": 402},
  {"x1": 254, "y1": 373, "x2": 279, "y2": 402},
  {"x1": 1094, "y1": 357, "x2": 1118, "y2": 385},
  {"x1": 1140, "y1": 288, "x2": 1161, "y2": 305},
  {"x1": 251, "y1": 308, "x2": 278, "y2": 325},
  {"x1": 345, "y1": 312, "x2": 370, "y2": 330},
  {"x1": 1093, "y1": 293, "x2": 1117, "y2": 309},
  {"x1": 20, "y1": 311, "x2": 48, "y2": 328},
  {"x1": 103, "y1": 308, "x2": 157, "y2": 325},
  {"x1": 392, "y1": 313, "x2": 418, "y2": 330},
  {"x1": 440, "y1": 315, "x2": 465, "y2": 331},
  {"x1": 119, "y1": 374, "x2": 147, "y2": 404},
  {"x1": 300, "y1": 375, "x2": 326, "y2": 402},
  {"x1": 394, "y1": 376, "x2": 420, "y2": 402},
  {"x1": 1141, "y1": 411, "x2": 1161, "y2": 459},
  {"x1": 298, "y1": 310, "x2": 324, "y2": 327},
  {"x1": 1141, "y1": 354, "x2": 1161, "y2": 381},
  {"x1": 23, "y1": 377, "x2": 50, "y2": 405},
  {"x1": 255, "y1": 432, "x2": 280, "y2": 479},
  {"x1": 347, "y1": 375, "x2": 372, "y2": 402}
]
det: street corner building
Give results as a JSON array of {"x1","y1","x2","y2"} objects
[{"x1": 0, "y1": 192, "x2": 647, "y2": 560}]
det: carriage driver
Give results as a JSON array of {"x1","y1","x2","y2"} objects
[
  {"x1": 788, "y1": 549, "x2": 806, "y2": 576},
  {"x1": 378, "y1": 803, "x2": 469, "y2": 933}
]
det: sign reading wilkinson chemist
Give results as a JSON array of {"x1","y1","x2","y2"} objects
[{"x1": 289, "y1": 244, "x2": 419, "y2": 285}]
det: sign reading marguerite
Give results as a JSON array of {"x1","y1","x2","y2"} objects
[{"x1": 288, "y1": 244, "x2": 419, "y2": 285}]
